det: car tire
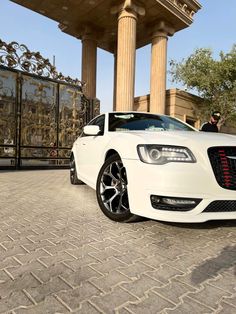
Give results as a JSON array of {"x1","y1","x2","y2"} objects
[
  {"x1": 96, "y1": 154, "x2": 140, "y2": 222},
  {"x1": 70, "y1": 154, "x2": 84, "y2": 185}
]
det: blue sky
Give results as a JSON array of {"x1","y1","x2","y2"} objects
[{"x1": 1, "y1": 0, "x2": 236, "y2": 112}]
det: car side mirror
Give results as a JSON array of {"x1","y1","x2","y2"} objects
[{"x1": 83, "y1": 125, "x2": 100, "y2": 136}]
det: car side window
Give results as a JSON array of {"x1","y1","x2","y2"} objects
[{"x1": 81, "y1": 114, "x2": 105, "y2": 137}]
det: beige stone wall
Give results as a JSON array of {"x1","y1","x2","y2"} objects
[
  {"x1": 165, "y1": 89, "x2": 202, "y2": 129},
  {"x1": 134, "y1": 88, "x2": 236, "y2": 134},
  {"x1": 134, "y1": 95, "x2": 150, "y2": 112},
  {"x1": 134, "y1": 88, "x2": 201, "y2": 128}
]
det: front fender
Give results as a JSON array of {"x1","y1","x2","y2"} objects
[{"x1": 103, "y1": 133, "x2": 142, "y2": 161}]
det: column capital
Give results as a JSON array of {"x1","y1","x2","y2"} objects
[
  {"x1": 111, "y1": 0, "x2": 145, "y2": 19},
  {"x1": 81, "y1": 25, "x2": 98, "y2": 42},
  {"x1": 151, "y1": 20, "x2": 175, "y2": 38}
]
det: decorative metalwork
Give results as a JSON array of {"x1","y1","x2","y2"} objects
[
  {"x1": 0, "y1": 70, "x2": 17, "y2": 158},
  {"x1": 0, "y1": 39, "x2": 99, "y2": 169},
  {"x1": 21, "y1": 76, "x2": 57, "y2": 149},
  {"x1": 0, "y1": 39, "x2": 84, "y2": 88},
  {"x1": 93, "y1": 98, "x2": 100, "y2": 117},
  {"x1": 59, "y1": 85, "x2": 88, "y2": 150}
]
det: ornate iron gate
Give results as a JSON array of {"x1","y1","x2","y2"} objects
[{"x1": 0, "y1": 40, "x2": 99, "y2": 169}]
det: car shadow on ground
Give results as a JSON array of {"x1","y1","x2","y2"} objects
[
  {"x1": 156, "y1": 220, "x2": 236, "y2": 284},
  {"x1": 161, "y1": 219, "x2": 236, "y2": 229},
  {"x1": 191, "y1": 244, "x2": 236, "y2": 284}
]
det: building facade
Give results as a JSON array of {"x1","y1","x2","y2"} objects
[
  {"x1": 135, "y1": 89, "x2": 236, "y2": 134},
  {"x1": 11, "y1": 0, "x2": 202, "y2": 113}
]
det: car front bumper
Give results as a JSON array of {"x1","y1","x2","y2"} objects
[{"x1": 123, "y1": 158, "x2": 236, "y2": 223}]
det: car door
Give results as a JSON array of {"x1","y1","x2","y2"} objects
[{"x1": 76, "y1": 114, "x2": 108, "y2": 187}]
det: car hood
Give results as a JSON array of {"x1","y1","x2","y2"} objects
[{"x1": 113, "y1": 131, "x2": 236, "y2": 149}]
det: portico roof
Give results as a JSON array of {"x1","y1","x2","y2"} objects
[{"x1": 11, "y1": 0, "x2": 201, "y2": 53}]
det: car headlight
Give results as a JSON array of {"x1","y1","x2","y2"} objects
[{"x1": 137, "y1": 145, "x2": 196, "y2": 165}]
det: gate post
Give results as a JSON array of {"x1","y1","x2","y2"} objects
[{"x1": 16, "y1": 72, "x2": 23, "y2": 169}]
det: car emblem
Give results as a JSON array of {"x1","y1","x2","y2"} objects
[{"x1": 226, "y1": 156, "x2": 236, "y2": 160}]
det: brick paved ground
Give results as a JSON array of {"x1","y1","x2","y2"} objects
[{"x1": 0, "y1": 169, "x2": 235, "y2": 314}]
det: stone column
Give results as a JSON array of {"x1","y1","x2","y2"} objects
[
  {"x1": 113, "y1": 47, "x2": 117, "y2": 111},
  {"x1": 111, "y1": 1, "x2": 145, "y2": 111},
  {"x1": 81, "y1": 27, "x2": 97, "y2": 99},
  {"x1": 150, "y1": 21, "x2": 174, "y2": 114}
]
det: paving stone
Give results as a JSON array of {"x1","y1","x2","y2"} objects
[
  {"x1": 132, "y1": 243, "x2": 170, "y2": 257},
  {"x1": 65, "y1": 235, "x2": 96, "y2": 246},
  {"x1": 166, "y1": 295, "x2": 213, "y2": 314},
  {"x1": 91, "y1": 270, "x2": 131, "y2": 292},
  {"x1": 89, "y1": 257, "x2": 126, "y2": 274},
  {"x1": 0, "y1": 273, "x2": 40, "y2": 298},
  {"x1": 0, "y1": 260, "x2": 22, "y2": 276},
  {"x1": 175, "y1": 269, "x2": 214, "y2": 289},
  {"x1": 126, "y1": 236, "x2": 157, "y2": 247},
  {"x1": 0, "y1": 269, "x2": 12, "y2": 283},
  {"x1": 15, "y1": 249, "x2": 51, "y2": 265},
  {"x1": 187, "y1": 283, "x2": 232, "y2": 309},
  {"x1": 116, "y1": 307, "x2": 132, "y2": 314},
  {"x1": 39, "y1": 252, "x2": 76, "y2": 267},
  {"x1": 89, "y1": 247, "x2": 123, "y2": 261},
  {"x1": 0, "y1": 291, "x2": 33, "y2": 313},
  {"x1": 91, "y1": 286, "x2": 138, "y2": 313},
  {"x1": 33, "y1": 263, "x2": 74, "y2": 283},
  {"x1": 0, "y1": 230, "x2": 26, "y2": 242},
  {"x1": 1, "y1": 238, "x2": 33, "y2": 250},
  {"x1": 49, "y1": 235, "x2": 81, "y2": 246},
  {"x1": 111, "y1": 242, "x2": 150, "y2": 256},
  {"x1": 119, "y1": 261, "x2": 155, "y2": 279},
  {"x1": 153, "y1": 278, "x2": 196, "y2": 305},
  {"x1": 65, "y1": 255, "x2": 101, "y2": 271},
  {"x1": 71, "y1": 301, "x2": 102, "y2": 314},
  {"x1": 6, "y1": 260, "x2": 45, "y2": 279},
  {"x1": 113, "y1": 250, "x2": 144, "y2": 265},
  {"x1": 125, "y1": 290, "x2": 175, "y2": 314},
  {"x1": 57, "y1": 282, "x2": 102, "y2": 310},
  {"x1": 1, "y1": 169, "x2": 235, "y2": 313},
  {"x1": 27, "y1": 233, "x2": 58, "y2": 242},
  {"x1": 65, "y1": 245, "x2": 99, "y2": 259},
  {"x1": 0, "y1": 246, "x2": 28, "y2": 262},
  {"x1": 26, "y1": 276, "x2": 72, "y2": 303},
  {"x1": 121, "y1": 273, "x2": 162, "y2": 298},
  {"x1": 89, "y1": 238, "x2": 120, "y2": 250},
  {"x1": 216, "y1": 301, "x2": 236, "y2": 314},
  {"x1": 152, "y1": 240, "x2": 191, "y2": 259},
  {"x1": 140, "y1": 253, "x2": 172, "y2": 269},
  {"x1": 146, "y1": 264, "x2": 183, "y2": 284},
  {"x1": 43, "y1": 242, "x2": 77, "y2": 255},
  {"x1": 208, "y1": 271, "x2": 236, "y2": 294},
  {"x1": 87, "y1": 230, "x2": 119, "y2": 242},
  {"x1": 108, "y1": 232, "x2": 140, "y2": 245},
  {"x1": 190, "y1": 246, "x2": 236, "y2": 285},
  {"x1": 61, "y1": 265, "x2": 101, "y2": 287},
  {"x1": 14, "y1": 295, "x2": 68, "y2": 314},
  {"x1": 21, "y1": 240, "x2": 56, "y2": 253},
  {"x1": 221, "y1": 294, "x2": 236, "y2": 307},
  {"x1": 166, "y1": 252, "x2": 204, "y2": 272}
]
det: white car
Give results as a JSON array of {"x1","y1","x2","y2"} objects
[{"x1": 70, "y1": 112, "x2": 236, "y2": 223}]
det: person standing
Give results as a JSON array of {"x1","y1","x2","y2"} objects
[{"x1": 200, "y1": 111, "x2": 221, "y2": 132}]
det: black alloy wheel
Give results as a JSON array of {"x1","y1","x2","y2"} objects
[
  {"x1": 70, "y1": 154, "x2": 83, "y2": 185},
  {"x1": 96, "y1": 154, "x2": 139, "y2": 222}
]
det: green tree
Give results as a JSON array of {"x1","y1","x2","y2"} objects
[{"x1": 170, "y1": 45, "x2": 236, "y2": 127}]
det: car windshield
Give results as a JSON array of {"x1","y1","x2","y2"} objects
[{"x1": 109, "y1": 113, "x2": 195, "y2": 132}]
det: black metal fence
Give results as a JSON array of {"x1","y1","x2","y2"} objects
[{"x1": 0, "y1": 40, "x2": 99, "y2": 169}]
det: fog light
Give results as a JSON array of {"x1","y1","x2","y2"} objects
[{"x1": 151, "y1": 195, "x2": 202, "y2": 211}]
